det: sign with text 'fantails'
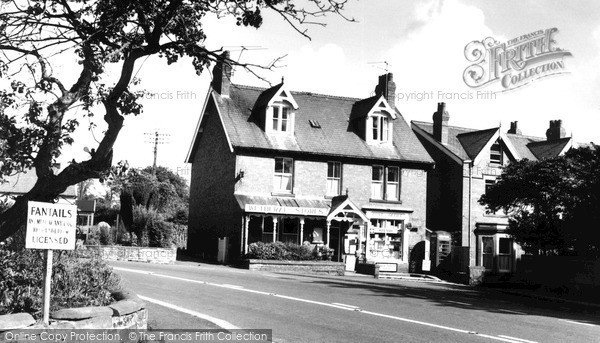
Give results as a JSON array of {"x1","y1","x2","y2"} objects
[{"x1": 25, "y1": 201, "x2": 77, "y2": 250}]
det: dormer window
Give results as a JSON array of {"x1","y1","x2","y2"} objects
[
  {"x1": 260, "y1": 84, "x2": 299, "y2": 135},
  {"x1": 350, "y1": 95, "x2": 396, "y2": 145},
  {"x1": 272, "y1": 106, "x2": 290, "y2": 132},
  {"x1": 372, "y1": 115, "x2": 391, "y2": 142}
]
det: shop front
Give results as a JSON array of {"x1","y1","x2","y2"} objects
[{"x1": 363, "y1": 206, "x2": 412, "y2": 273}]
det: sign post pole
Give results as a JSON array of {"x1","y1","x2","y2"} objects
[
  {"x1": 25, "y1": 201, "x2": 77, "y2": 326},
  {"x1": 42, "y1": 249, "x2": 53, "y2": 325}
]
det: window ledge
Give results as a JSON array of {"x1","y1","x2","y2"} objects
[
  {"x1": 271, "y1": 192, "x2": 295, "y2": 197},
  {"x1": 369, "y1": 199, "x2": 403, "y2": 204}
]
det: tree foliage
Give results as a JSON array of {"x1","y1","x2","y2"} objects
[
  {"x1": 479, "y1": 147, "x2": 600, "y2": 257},
  {"x1": 0, "y1": 0, "x2": 353, "y2": 242}
]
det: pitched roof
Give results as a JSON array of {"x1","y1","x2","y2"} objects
[
  {"x1": 193, "y1": 84, "x2": 433, "y2": 164},
  {"x1": 411, "y1": 120, "x2": 578, "y2": 162},
  {"x1": 0, "y1": 169, "x2": 77, "y2": 198},
  {"x1": 527, "y1": 137, "x2": 571, "y2": 160},
  {"x1": 457, "y1": 128, "x2": 498, "y2": 160}
]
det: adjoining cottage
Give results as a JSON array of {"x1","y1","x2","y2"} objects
[
  {"x1": 186, "y1": 52, "x2": 434, "y2": 273},
  {"x1": 412, "y1": 106, "x2": 593, "y2": 275}
]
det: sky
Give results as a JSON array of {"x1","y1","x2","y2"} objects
[{"x1": 52, "y1": 0, "x2": 600, "y2": 182}]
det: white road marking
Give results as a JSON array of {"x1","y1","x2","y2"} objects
[
  {"x1": 477, "y1": 334, "x2": 528, "y2": 343},
  {"x1": 138, "y1": 295, "x2": 239, "y2": 330},
  {"x1": 498, "y1": 335, "x2": 539, "y2": 343},
  {"x1": 331, "y1": 302, "x2": 360, "y2": 309},
  {"x1": 558, "y1": 319, "x2": 596, "y2": 327},
  {"x1": 221, "y1": 284, "x2": 244, "y2": 289},
  {"x1": 115, "y1": 267, "x2": 543, "y2": 342}
]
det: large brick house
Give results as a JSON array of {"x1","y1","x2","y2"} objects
[
  {"x1": 412, "y1": 105, "x2": 584, "y2": 274},
  {"x1": 186, "y1": 54, "x2": 434, "y2": 272}
]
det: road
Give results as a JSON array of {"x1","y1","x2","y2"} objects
[{"x1": 110, "y1": 261, "x2": 599, "y2": 343}]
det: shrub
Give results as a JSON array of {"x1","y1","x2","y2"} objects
[
  {"x1": 246, "y1": 242, "x2": 334, "y2": 261},
  {"x1": 0, "y1": 246, "x2": 121, "y2": 319},
  {"x1": 131, "y1": 206, "x2": 173, "y2": 248}
]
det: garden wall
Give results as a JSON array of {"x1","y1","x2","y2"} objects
[
  {"x1": 0, "y1": 290, "x2": 147, "y2": 333},
  {"x1": 247, "y1": 259, "x2": 345, "y2": 275},
  {"x1": 515, "y1": 256, "x2": 600, "y2": 296},
  {"x1": 84, "y1": 245, "x2": 177, "y2": 264}
]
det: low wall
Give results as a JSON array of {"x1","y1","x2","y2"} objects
[
  {"x1": 0, "y1": 290, "x2": 147, "y2": 333},
  {"x1": 356, "y1": 263, "x2": 380, "y2": 278},
  {"x1": 84, "y1": 245, "x2": 177, "y2": 264},
  {"x1": 247, "y1": 259, "x2": 345, "y2": 276},
  {"x1": 515, "y1": 256, "x2": 600, "y2": 296}
]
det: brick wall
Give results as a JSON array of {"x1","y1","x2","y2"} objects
[
  {"x1": 247, "y1": 259, "x2": 345, "y2": 275},
  {"x1": 189, "y1": 100, "x2": 240, "y2": 258},
  {"x1": 413, "y1": 133, "x2": 463, "y2": 234},
  {"x1": 84, "y1": 246, "x2": 177, "y2": 264}
]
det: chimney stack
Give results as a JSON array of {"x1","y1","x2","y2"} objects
[
  {"x1": 211, "y1": 51, "x2": 232, "y2": 97},
  {"x1": 374, "y1": 73, "x2": 396, "y2": 112},
  {"x1": 546, "y1": 120, "x2": 566, "y2": 141},
  {"x1": 508, "y1": 121, "x2": 522, "y2": 135},
  {"x1": 433, "y1": 102, "x2": 450, "y2": 144}
]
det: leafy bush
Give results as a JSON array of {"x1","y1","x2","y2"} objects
[
  {"x1": 0, "y1": 246, "x2": 121, "y2": 319},
  {"x1": 246, "y1": 242, "x2": 334, "y2": 261}
]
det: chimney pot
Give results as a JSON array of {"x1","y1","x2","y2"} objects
[
  {"x1": 433, "y1": 102, "x2": 450, "y2": 144},
  {"x1": 508, "y1": 121, "x2": 521, "y2": 135},
  {"x1": 546, "y1": 119, "x2": 566, "y2": 140},
  {"x1": 374, "y1": 73, "x2": 396, "y2": 112},
  {"x1": 212, "y1": 51, "x2": 232, "y2": 97}
]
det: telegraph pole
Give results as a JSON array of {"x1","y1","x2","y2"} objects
[{"x1": 144, "y1": 130, "x2": 170, "y2": 174}]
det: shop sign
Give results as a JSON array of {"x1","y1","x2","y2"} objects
[
  {"x1": 365, "y1": 210, "x2": 409, "y2": 220},
  {"x1": 245, "y1": 204, "x2": 328, "y2": 216},
  {"x1": 377, "y1": 263, "x2": 398, "y2": 272}
]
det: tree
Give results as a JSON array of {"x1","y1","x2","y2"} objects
[
  {"x1": 0, "y1": 0, "x2": 353, "y2": 242},
  {"x1": 479, "y1": 147, "x2": 600, "y2": 257}
]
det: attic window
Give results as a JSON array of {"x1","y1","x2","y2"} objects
[
  {"x1": 490, "y1": 141, "x2": 502, "y2": 164},
  {"x1": 272, "y1": 106, "x2": 290, "y2": 132},
  {"x1": 372, "y1": 115, "x2": 390, "y2": 142},
  {"x1": 309, "y1": 120, "x2": 321, "y2": 128}
]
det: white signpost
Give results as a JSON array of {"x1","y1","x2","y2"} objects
[{"x1": 25, "y1": 201, "x2": 77, "y2": 325}]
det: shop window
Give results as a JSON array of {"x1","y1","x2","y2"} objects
[
  {"x1": 274, "y1": 157, "x2": 293, "y2": 193},
  {"x1": 326, "y1": 162, "x2": 342, "y2": 196},
  {"x1": 282, "y1": 218, "x2": 299, "y2": 244},
  {"x1": 369, "y1": 219, "x2": 403, "y2": 260}
]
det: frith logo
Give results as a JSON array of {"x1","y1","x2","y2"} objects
[{"x1": 463, "y1": 28, "x2": 572, "y2": 91}]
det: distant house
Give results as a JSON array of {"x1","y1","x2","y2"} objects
[
  {"x1": 0, "y1": 168, "x2": 77, "y2": 205},
  {"x1": 412, "y1": 105, "x2": 591, "y2": 274},
  {"x1": 187, "y1": 53, "x2": 434, "y2": 272}
]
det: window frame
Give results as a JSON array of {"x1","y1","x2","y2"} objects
[
  {"x1": 326, "y1": 161, "x2": 342, "y2": 196},
  {"x1": 270, "y1": 103, "x2": 293, "y2": 133},
  {"x1": 371, "y1": 165, "x2": 384, "y2": 199},
  {"x1": 371, "y1": 165, "x2": 401, "y2": 201},
  {"x1": 386, "y1": 166, "x2": 400, "y2": 201},
  {"x1": 490, "y1": 141, "x2": 503, "y2": 165},
  {"x1": 371, "y1": 115, "x2": 391, "y2": 142},
  {"x1": 273, "y1": 157, "x2": 294, "y2": 193}
]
